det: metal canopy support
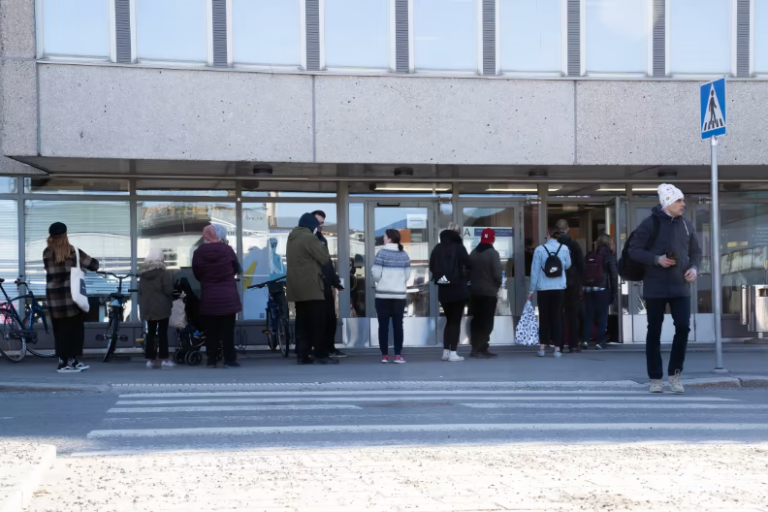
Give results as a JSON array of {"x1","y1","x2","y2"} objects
[{"x1": 710, "y1": 137, "x2": 727, "y2": 373}]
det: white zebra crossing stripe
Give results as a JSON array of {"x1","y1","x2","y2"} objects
[
  {"x1": 108, "y1": 404, "x2": 363, "y2": 413},
  {"x1": 115, "y1": 396, "x2": 734, "y2": 405},
  {"x1": 118, "y1": 390, "x2": 653, "y2": 399},
  {"x1": 461, "y1": 403, "x2": 768, "y2": 410},
  {"x1": 87, "y1": 423, "x2": 768, "y2": 438}
]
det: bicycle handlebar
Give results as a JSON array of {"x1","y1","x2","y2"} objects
[
  {"x1": 247, "y1": 275, "x2": 287, "y2": 289},
  {"x1": 97, "y1": 271, "x2": 136, "y2": 280}
]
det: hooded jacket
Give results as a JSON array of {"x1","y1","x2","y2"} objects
[
  {"x1": 138, "y1": 262, "x2": 175, "y2": 321},
  {"x1": 429, "y1": 229, "x2": 471, "y2": 303},
  {"x1": 286, "y1": 213, "x2": 330, "y2": 303},
  {"x1": 469, "y1": 243, "x2": 503, "y2": 298},
  {"x1": 558, "y1": 233, "x2": 585, "y2": 287},
  {"x1": 192, "y1": 242, "x2": 242, "y2": 316},
  {"x1": 628, "y1": 205, "x2": 702, "y2": 299},
  {"x1": 316, "y1": 230, "x2": 342, "y2": 298}
]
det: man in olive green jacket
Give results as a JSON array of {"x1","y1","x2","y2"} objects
[{"x1": 286, "y1": 213, "x2": 335, "y2": 365}]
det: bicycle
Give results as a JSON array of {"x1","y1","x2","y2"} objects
[
  {"x1": 94, "y1": 271, "x2": 137, "y2": 362},
  {"x1": 0, "y1": 274, "x2": 53, "y2": 361},
  {"x1": 248, "y1": 276, "x2": 291, "y2": 357}
]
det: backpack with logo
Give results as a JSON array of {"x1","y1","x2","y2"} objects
[
  {"x1": 433, "y1": 243, "x2": 461, "y2": 286},
  {"x1": 618, "y1": 216, "x2": 660, "y2": 281},
  {"x1": 583, "y1": 250, "x2": 605, "y2": 287},
  {"x1": 542, "y1": 244, "x2": 564, "y2": 278}
]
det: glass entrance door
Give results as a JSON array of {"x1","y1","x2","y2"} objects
[{"x1": 366, "y1": 202, "x2": 438, "y2": 346}]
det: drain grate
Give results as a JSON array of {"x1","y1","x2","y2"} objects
[{"x1": 360, "y1": 402, "x2": 453, "y2": 408}]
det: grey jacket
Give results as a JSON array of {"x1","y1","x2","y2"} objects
[
  {"x1": 468, "y1": 244, "x2": 503, "y2": 298},
  {"x1": 138, "y1": 264, "x2": 175, "y2": 321},
  {"x1": 628, "y1": 205, "x2": 702, "y2": 299}
]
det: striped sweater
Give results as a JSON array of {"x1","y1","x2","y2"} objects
[{"x1": 371, "y1": 244, "x2": 411, "y2": 300}]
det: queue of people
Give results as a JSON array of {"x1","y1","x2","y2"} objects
[{"x1": 44, "y1": 182, "x2": 700, "y2": 393}]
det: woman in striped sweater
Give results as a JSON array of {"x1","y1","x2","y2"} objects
[{"x1": 372, "y1": 229, "x2": 411, "y2": 364}]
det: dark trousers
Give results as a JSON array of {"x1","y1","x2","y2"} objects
[
  {"x1": 645, "y1": 297, "x2": 690, "y2": 380},
  {"x1": 145, "y1": 318, "x2": 170, "y2": 360},
  {"x1": 204, "y1": 314, "x2": 236, "y2": 364},
  {"x1": 469, "y1": 295, "x2": 497, "y2": 352},
  {"x1": 563, "y1": 285, "x2": 581, "y2": 348},
  {"x1": 583, "y1": 289, "x2": 611, "y2": 345},
  {"x1": 320, "y1": 291, "x2": 337, "y2": 358},
  {"x1": 375, "y1": 298, "x2": 406, "y2": 356},
  {"x1": 537, "y1": 289, "x2": 565, "y2": 348},
  {"x1": 441, "y1": 300, "x2": 466, "y2": 351},
  {"x1": 295, "y1": 300, "x2": 326, "y2": 360},
  {"x1": 52, "y1": 313, "x2": 85, "y2": 361}
]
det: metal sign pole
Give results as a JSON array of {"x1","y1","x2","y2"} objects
[{"x1": 710, "y1": 136, "x2": 726, "y2": 372}]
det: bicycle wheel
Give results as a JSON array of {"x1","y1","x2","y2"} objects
[
  {"x1": 264, "y1": 308, "x2": 277, "y2": 351},
  {"x1": 0, "y1": 318, "x2": 27, "y2": 363},
  {"x1": 103, "y1": 316, "x2": 119, "y2": 362},
  {"x1": 277, "y1": 315, "x2": 290, "y2": 358},
  {"x1": 22, "y1": 313, "x2": 55, "y2": 358}
]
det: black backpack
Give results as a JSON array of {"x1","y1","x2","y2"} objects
[
  {"x1": 542, "y1": 244, "x2": 564, "y2": 278},
  {"x1": 433, "y1": 244, "x2": 462, "y2": 286},
  {"x1": 619, "y1": 216, "x2": 660, "y2": 281}
]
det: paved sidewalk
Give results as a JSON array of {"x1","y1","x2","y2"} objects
[
  {"x1": 0, "y1": 442, "x2": 56, "y2": 512},
  {"x1": 30, "y1": 444, "x2": 768, "y2": 512},
  {"x1": 0, "y1": 346, "x2": 766, "y2": 389}
]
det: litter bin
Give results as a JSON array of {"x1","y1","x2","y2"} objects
[{"x1": 740, "y1": 284, "x2": 768, "y2": 336}]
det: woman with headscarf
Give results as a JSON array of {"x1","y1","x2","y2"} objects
[
  {"x1": 138, "y1": 248, "x2": 176, "y2": 369},
  {"x1": 192, "y1": 224, "x2": 242, "y2": 368},
  {"x1": 43, "y1": 222, "x2": 100, "y2": 373}
]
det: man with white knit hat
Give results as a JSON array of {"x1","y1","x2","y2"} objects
[{"x1": 628, "y1": 184, "x2": 702, "y2": 394}]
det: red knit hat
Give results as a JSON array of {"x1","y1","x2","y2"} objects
[{"x1": 481, "y1": 228, "x2": 495, "y2": 244}]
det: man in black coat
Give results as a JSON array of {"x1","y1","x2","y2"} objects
[
  {"x1": 628, "y1": 184, "x2": 701, "y2": 394},
  {"x1": 556, "y1": 219, "x2": 585, "y2": 353},
  {"x1": 313, "y1": 210, "x2": 346, "y2": 360}
]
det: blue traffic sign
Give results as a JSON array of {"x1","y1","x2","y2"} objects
[{"x1": 701, "y1": 78, "x2": 726, "y2": 140}]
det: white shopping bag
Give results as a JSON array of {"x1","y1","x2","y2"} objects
[
  {"x1": 169, "y1": 298, "x2": 187, "y2": 329},
  {"x1": 70, "y1": 246, "x2": 90, "y2": 313},
  {"x1": 515, "y1": 300, "x2": 539, "y2": 346}
]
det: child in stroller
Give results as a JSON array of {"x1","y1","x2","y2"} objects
[{"x1": 172, "y1": 277, "x2": 207, "y2": 366}]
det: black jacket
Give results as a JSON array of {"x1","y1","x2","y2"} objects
[
  {"x1": 587, "y1": 245, "x2": 619, "y2": 299},
  {"x1": 429, "y1": 230, "x2": 471, "y2": 303},
  {"x1": 316, "y1": 231, "x2": 341, "y2": 299},
  {"x1": 469, "y1": 244, "x2": 503, "y2": 297},
  {"x1": 558, "y1": 234, "x2": 584, "y2": 288},
  {"x1": 628, "y1": 205, "x2": 702, "y2": 299}
]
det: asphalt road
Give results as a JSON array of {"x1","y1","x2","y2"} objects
[{"x1": 3, "y1": 386, "x2": 768, "y2": 457}]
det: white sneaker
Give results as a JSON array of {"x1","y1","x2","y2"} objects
[
  {"x1": 441, "y1": 349, "x2": 450, "y2": 361},
  {"x1": 57, "y1": 364, "x2": 81, "y2": 374},
  {"x1": 668, "y1": 371, "x2": 685, "y2": 394},
  {"x1": 70, "y1": 359, "x2": 90, "y2": 371},
  {"x1": 649, "y1": 379, "x2": 664, "y2": 393},
  {"x1": 536, "y1": 349, "x2": 545, "y2": 357},
  {"x1": 146, "y1": 360, "x2": 156, "y2": 369},
  {"x1": 448, "y1": 351, "x2": 464, "y2": 362},
  {"x1": 161, "y1": 360, "x2": 176, "y2": 369},
  {"x1": 553, "y1": 351, "x2": 562, "y2": 358}
]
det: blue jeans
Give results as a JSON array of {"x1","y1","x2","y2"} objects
[
  {"x1": 645, "y1": 297, "x2": 691, "y2": 380},
  {"x1": 376, "y1": 298, "x2": 406, "y2": 356},
  {"x1": 583, "y1": 289, "x2": 611, "y2": 345}
]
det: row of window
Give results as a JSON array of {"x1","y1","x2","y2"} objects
[{"x1": 38, "y1": 0, "x2": 768, "y2": 76}]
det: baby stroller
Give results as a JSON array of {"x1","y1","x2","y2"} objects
[{"x1": 172, "y1": 277, "x2": 207, "y2": 366}]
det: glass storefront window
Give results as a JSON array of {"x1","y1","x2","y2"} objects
[
  {"x1": 756, "y1": 0, "x2": 768, "y2": 73},
  {"x1": 25, "y1": 200, "x2": 132, "y2": 322},
  {"x1": 462, "y1": 207, "x2": 515, "y2": 315},
  {"x1": 136, "y1": 0, "x2": 208, "y2": 62},
  {"x1": 414, "y1": 0, "x2": 477, "y2": 71},
  {"x1": 0, "y1": 201, "x2": 18, "y2": 282},
  {"x1": 24, "y1": 178, "x2": 129, "y2": 195},
  {"x1": 242, "y1": 203, "x2": 337, "y2": 320},
  {"x1": 349, "y1": 203, "x2": 366, "y2": 318},
  {"x1": 136, "y1": 180, "x2": 235, "y2": 197},
  {"x1": 325, "y1": 0, "x2": 390, "y2": 68},
  {"x1": 669, "y1": 0, "x2": 732, "y2": 74},
  {"x1": 40, "y1": 0, "x2": 110, "y2": 58},
  {"x1": 232, "y1": 0, "x2": 301, "y2": 66},
  {"x1": 586, "y1": 0, "x2": 648, "y2": 74},
  {"x1": 0, "y1": 177, "x2": 17, "y2": 194},
  {"x1": 499, "y1": 0, "x2": 563, "y2": 73},
  {"x1": 695, "y1": 204, "x2": 713, "y2": 314}
]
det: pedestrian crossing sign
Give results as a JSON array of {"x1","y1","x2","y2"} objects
[{"x1": 701, "y1": 78, "x2": 727, "y2": 140}]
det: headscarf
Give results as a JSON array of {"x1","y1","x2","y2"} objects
[
  {"x1": 141, "y1": 248, "x2": 166, "y2": 272},
  {"x1": 203, "y1": 225, "x2": 220, "y2": 244},
  {"x1": 658, "y1": 184, "x2": 684, "y2": 209},
  {"x1": 214, "y1": 224, "x2": 228, "y2": 241}
]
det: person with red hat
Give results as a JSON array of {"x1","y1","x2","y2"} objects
[{"x1": 468, "y1": 228, "x2": 503, "y2": 358}]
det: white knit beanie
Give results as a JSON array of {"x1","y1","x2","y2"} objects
[{"x1": 658, "y1": 183, "x2": 684, "y2": 209}]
